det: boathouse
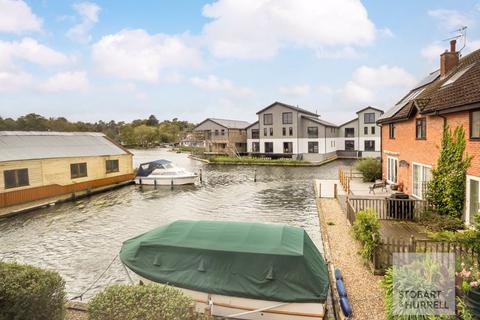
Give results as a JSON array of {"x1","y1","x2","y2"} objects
[{"x1": 0, "y1": 131, "x2": 134, "y2": 209}]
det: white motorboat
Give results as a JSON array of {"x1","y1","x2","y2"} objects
[{"x1": 134, "y1": 160, "x2": 197, "y2": 186}]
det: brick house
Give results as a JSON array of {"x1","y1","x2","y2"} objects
[{"x1": 377, "y1": 40, "x2": 480, "y2": 224}]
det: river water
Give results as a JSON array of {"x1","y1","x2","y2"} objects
[{"x1": 0, "y1": 148, "x2": 353, "y2": 299}]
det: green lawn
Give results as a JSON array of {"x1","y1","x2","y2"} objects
[{"x1": 209, "y1": 156, "x2": 309, "y2": 165}]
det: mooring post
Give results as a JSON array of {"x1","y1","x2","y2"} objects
[
  {"x1": 199, "y1": 168, "x2": 203, "y2": 183},
  {"x1": 154, "y1": 179, "x2": 157, "y2": 188},
  {"x1": 334, "y1": 183, "x2": 337, "y2": 198},
  {"x1": 171, "y1": 178, "x2": 174, "y2": 190},
  {"x1": 254, "y1": 169, "x2": 257, "y2": 182}
]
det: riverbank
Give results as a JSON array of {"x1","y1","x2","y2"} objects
[
  {"x1": 190, "y1": 155, "x2": 339, "y2": 167},
  {"x1": 316, "y1": 197, "x2": 384, "y2": 319}
]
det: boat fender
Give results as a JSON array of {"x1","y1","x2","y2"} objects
[
  {"x1": 335, "y1": 268, "x2": 343, "y2": 280},
  {"x1": 340, "y1": 297, "x2": 353, "y2": 317},
  {"x1": 336, "y1": 279, "x2": 347, "y2": 298}
]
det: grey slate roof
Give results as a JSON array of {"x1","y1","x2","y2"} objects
[
  {"x1": 256, "y1": 101, "x2": 318, "y2": 117},
  {"x1": 0, "y1": 131, "x2": 129, "y2": 162},
  {"x1": 301, "y1": 115, "x2": 338, "y2": 127},
  {"x1": 200, "y1": 118, "x2": 251, "y2": 129}
]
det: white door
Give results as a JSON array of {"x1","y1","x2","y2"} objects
[{"x1": 467, "y1": 177, "x2": 480, "y2": 225}]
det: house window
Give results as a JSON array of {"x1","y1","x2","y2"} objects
[
  {"x1": 282, "y1": 112, "x2": 293, "y2": 124},
  {"x1": 263, "y1": 113, "x2": 273, "y2": 125},
  {"x1": 416, "y1": 118, "x2": 426, "y2": 139},
  {"x1": 364, "y1": 113, "x2": 375, "y2": 124},
  {"x1": 71, "y1": 163, "x2": 87, "y2": 179},
  {"x1": 221, "y1": 129, "x2": 225, "y2": 135},
  {"x1": 364, "y1": 140, "x2": 375, "y2": 151},
  {"x1": 264, "y1": 142, "x2": 273, "y2": 153},
  {"x1": 364, "y1": 127, "x2": 368, "y2": 135},
  {"x1": 345, "y1": 140, "x2": 355, "y2": 151},
  {"x1": 471, "y1": 110, "x2": 480, "y2": 139},
  {"x1": 371, "y1": 126, "x2": 375, "y2": 135},
  {"x1": 308, "y1": 142, "x2": 319, "y2": 153},
  {"x1": 389, "y1": 123, "x2": 395, "y2": 139},
  {"x1": 387, "y1": 157, "x2": 398, "y2": 184},
  {"x1": 307, "y1": 127, "x2": 318, "y2": 138},
  {"x1": 269, "y1": 127, "x2": 273, "y2": 136},
  {"x1": 283, "y1": 142, "x2": 293, "y2": 153},
  {"x1": 4, "y1": 168, "x2": 29, "y2": 189},
  {"x1": 214, "y1": 129, "x2": 219, "y2": 136},
  {"x1": 264, "y1": 128, "x2": 267, "y2": 136},
  {"x1": 106, "y1": 160, "x2": 119, "y2": 173},
  {"x1": 251, "y1": 129, "x2": 259, "y2": 139},
  {"x1": 282, "y1": 127, "x2": 286, "y2": 136},
  {"x1": 412, "y1": 163, "x2": 432, "y2": 199},
  {"x1": 345, "y1": 128, "x2": 355, "y2": 138},
  {"x1": 252, "y1": 142, "x2": 260, "y2": 152},
  {"x1": 289, "y1": 127, "x2": 293, "y2": 136}
]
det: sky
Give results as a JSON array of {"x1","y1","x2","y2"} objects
[{"x1": 1, "y1": 0, "x2": 480, "y2": 125}]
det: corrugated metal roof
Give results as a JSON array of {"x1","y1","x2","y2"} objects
[
  {"x1": 207, "y1": 118, "x2": 251, "y2": 129},
  {"x1": 0, "y1": 131, "x2": 129, "y2": 162}
]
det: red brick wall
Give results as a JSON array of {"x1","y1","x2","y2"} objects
[{"x1": 381, "y1": 110, "x2": 480, "y2": 195}]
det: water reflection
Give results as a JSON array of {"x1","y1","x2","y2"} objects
[{"x1": 0, "y1": 148, "x2": 353, "y2": 299}]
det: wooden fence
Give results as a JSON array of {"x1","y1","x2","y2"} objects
[
  {"x1": 347, "y1": 196, "x2": 429, "y2": 223},
  {"x1": 373, "y1": 236, "x2": 478, "y2": 274},
  {"x1": 0, "y1": 173, "x2": 134, "y2": 208}
]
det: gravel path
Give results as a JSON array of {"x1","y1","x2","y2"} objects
[{"x1": 317, "y1": 198, "x2": 384, "y2": 320}]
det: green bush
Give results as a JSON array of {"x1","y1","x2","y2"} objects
[
  {"x1": 418, "y1": 210, "x2": 465, "y2": 232},
  {"x1": 88, "y1": 284, "x2": 193, "y2": 320},
  {"x1": 356, "y1": 158, "x2": 381, "y2": 182},
  {"x1": 353, "y1": 209, "x2": 381, "y2": 261},
  {"x1": 0, "y1": 261, "x2": 66, "y2": 320}
]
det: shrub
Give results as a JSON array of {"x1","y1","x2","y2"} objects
[
  {"x1": 418, "y1": 210, "x2": 465, "y2": 232},
  {"x1": 88, "y1": 284, "x2": 193, "y2": 320},
  {"x1": 353, "y1": 209, "x2": 381, "y2": 261},
  {"x1": 426, "y1": 125, "x2": 472, "y2": 218},
  {"x1": 0, "y1": 261, "x2": 66, "y2": 320},
  {"x1": 356, "y1": 158, "x2": 381, "y2": 182}
]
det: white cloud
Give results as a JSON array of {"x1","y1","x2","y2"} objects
[
  {"x1": 342, "y1": 65, "x2": 416, "y2": 104},
  {"x1": 189, "y1": 74, "x2": 253, "y2": 97},
  {"x1": 421, "y1": 42, "x2": 445, "y2": 61},
  {"x1": 279, "y1": 84, "x2": 310, "y2": 96},
  {"x1": 428, "y1": 9, "x2": 473, "y2": 30},
  {"x1": 0, "y1": 38, "x2": 69, "y2": 70},
  {"x1": 201, "y1": 0, "x2": 376, "y2": 59},
  {"x1": 92, "y1": 29, "x2": 201, "y2": 82},
  {"x1": 315, "y1": 46, "x2": 359, "y2": 59},
  {"x1": 66, "y1": 2, "x2": 101, "y2": 43},
  {"x1": 0, "y1": 70, "x2": 32, "y2": 91},
  {"x1": 0, "y1": 0, "x2": 42, "y2": 33},
  {"x1": 39, "y1": 71, "x2": 90, "y2": 92}
]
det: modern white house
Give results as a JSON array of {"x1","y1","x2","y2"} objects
[{"x1": 246, "y1": 102, "x2": 383, "y2": 160}]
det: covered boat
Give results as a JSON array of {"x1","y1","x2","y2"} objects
[
  {"x1": 120, "y1": 220, "x2": 329, "y2": 319},
  {"x1": 134, "y1": 160, "x2": 197, "y2": 185}
]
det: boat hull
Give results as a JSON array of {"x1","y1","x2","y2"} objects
[
  {"x1": 134, "y1": 175, "x2": 197, "y2": 185},
  {"x1": 137, "y1": 276, "x2": 325, "y2": 320}
]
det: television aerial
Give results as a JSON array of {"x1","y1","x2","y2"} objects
[{"x1": 443, "y1": 26, "x2": 467, "y2": 53}]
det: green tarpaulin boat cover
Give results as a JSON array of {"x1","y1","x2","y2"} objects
[{"x1": 120, "y1": 220, "x2": 329, "y2": 303}]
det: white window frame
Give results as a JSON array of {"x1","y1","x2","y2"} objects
[
  {"x1": 386, "y1": 156, "x2": 398, "y2": 184},
  {"x1": 466, "y1": 175, "x2": 480, "y2": 225},
  {"x1": 411, "y1": 162, "x2": 432, "y2": 200}
]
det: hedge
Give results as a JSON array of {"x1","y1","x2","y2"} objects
[
  {"x1": 87, "y1": 284, "x2": 193, "y2": 320},
  {"x1": 0, "y1": 261, "x2": 66, "y2": 320}
]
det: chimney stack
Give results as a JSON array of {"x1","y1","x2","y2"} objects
[{"x1": 440, "y1": 39, "x2": 459, "y2": 77}]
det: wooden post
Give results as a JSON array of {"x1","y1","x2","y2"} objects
[
  {"x1": 154, "y1": 179, "x2": 157, "y2": 188},
  {"x1": 334, "y1": 183, "x2": 337, "y2": 198},
  {"x1": 254, "y1": 169, "x2": 257, "y2": 182},
  {"x1": 409, "y1": 235, "x2": 415, "y2": 252},
  {"x1": 199, "y1": 168, "x2": 203, "y2": 183},
  {"x1": 171, "y1": 178, "x2": 174, "y2": 190}
]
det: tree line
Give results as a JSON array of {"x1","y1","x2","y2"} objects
[{"x1": 0, "y1": 113, "x2": 195, "y2": 148}]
